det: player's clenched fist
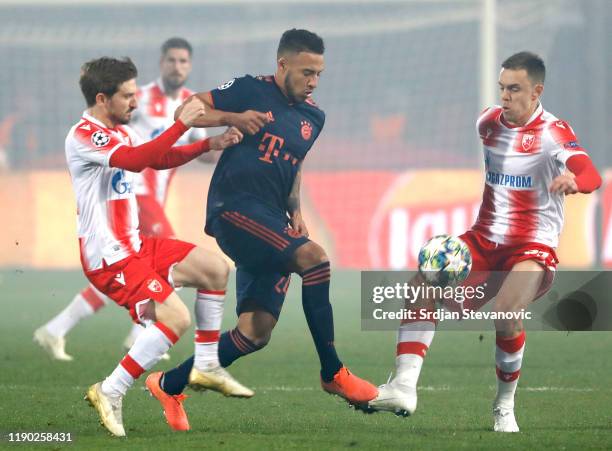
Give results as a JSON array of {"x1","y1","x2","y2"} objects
[
  {"x1": 209, "y1": 126, "x2": 243, "y2": 151},
  {"x1": 177, "y1": 96, "x2": 206, "y2": 127},
  {"x1": 549, "y1": 173, "x2": 578, "y2": 195},
  {"x1": 230, "y1": 110, "x2": 272, "y2": 135}
]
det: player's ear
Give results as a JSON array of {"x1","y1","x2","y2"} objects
[
  {"x1": 95, "y1": 92, "x2": 108, "y2": 106},
  {"x1": 277, "y1": 56, "x2": 288, "y2": 72},
  {"x1": 533, "y1": 83, "x2": 544, "y2": 99}
]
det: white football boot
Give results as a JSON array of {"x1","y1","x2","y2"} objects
[
  {"x1": 85, "y1": 382, "x2": 126, "y2": 437},
  {"x1": 493, "y1": 405, "x2": 520, "y2": 432},
  {"x1": 367, "y1": 377, "x2": 417, "y2": 417},
  {"x1": 188, "y1": 365, "x2": 254, "y2": 398},
  {"x1": 33, "y1": 327, "x2": 73, "y2": 361}
]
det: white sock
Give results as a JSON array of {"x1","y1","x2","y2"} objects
[
  {"x1": 101, "y1": 321, "x2": 178, "y2": 397},
  {"x1": 395, "y1": 320, "x2": 435, "y2": 387},
  {"x1": 494, "y1": 331, "x2": 526, "y2": 409},
  {"x1": 194, "y1": 289, "x2": 225, "y2": 370},
  {"x1": 45, "y1": 285, "x2": 108, "y2": 337}
]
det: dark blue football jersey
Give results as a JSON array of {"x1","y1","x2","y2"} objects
[{"x1": 205, "y1": 75, "x2": 325, "y2": 233}]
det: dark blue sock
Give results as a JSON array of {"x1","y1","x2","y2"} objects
[
  {"x1": 160, "y1": 356, "x2": 194, "y2": 395},
  {"x1": 301, "y1": 261, "x2": 342, "y2": 382},
  {"x1": 218, "y1": 328, "x2": 262, "y2": 367}
]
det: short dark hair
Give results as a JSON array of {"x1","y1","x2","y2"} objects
[
  {"x1": 501, "y1": 51, "x2": 546, "y2": 84},
  {"x1": 161, "y1": 37, "x2": 193, "y2": 57},
  {"x1": 79, "y1": 57, "x2": 137, "y2": 107},
  {"x1": 277, "y1": 29, "x2": 324, "y2": 58}
]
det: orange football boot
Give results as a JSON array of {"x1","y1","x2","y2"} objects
[
  {"x1": 321, "y1": 366, "x2": 378, "y2": 405},
  {"x1": 145, "y1": 372, "x2": 190, "y2": 431}
]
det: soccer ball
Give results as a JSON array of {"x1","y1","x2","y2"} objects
[{"x1": 417, "y1": 235, "x2": 472, "y2": 286}]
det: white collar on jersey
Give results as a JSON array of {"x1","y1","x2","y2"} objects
[
  {"x1": 82, "y1": 110, "x2": 112, "y2": 130},
  {"x1": 525, "y1": 102, "x2": 543, "y2": 126},
  {"x1": 499, "y1": 102, "x2": 543, "y2": 129},
  {"x1": 155, "y1": 77, "x2": 185, "y2": 100}
]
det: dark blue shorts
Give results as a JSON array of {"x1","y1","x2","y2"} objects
[{"x1": 208, "y1": 206, "x2": 310, "y2": 319}]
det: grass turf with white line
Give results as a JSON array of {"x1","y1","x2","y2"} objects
[{"x1": 1, "y1": 270, "x2": 611, "y2": 449}]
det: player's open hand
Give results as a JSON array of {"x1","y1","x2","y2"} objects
[
  {"x1": 209, "y1": 126, "x2": 243, "y2": 151},
  {"x1": 549, "y1": 173, "x2": 578, "y2": 195},
  {"x1": 231, "y1": 110, "x2": 272, "y2": 135},
  {"x1": 177, "y1": 96, "x2": 206, "y2": 127}
]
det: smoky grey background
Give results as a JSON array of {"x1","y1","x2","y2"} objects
[{"x1": 0, "y1": 0, "x2": 608, "y2": 171}]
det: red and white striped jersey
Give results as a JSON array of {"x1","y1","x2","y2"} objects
[
  {"x1": 65, "y1": 112, "x2": 144, "y2": 271},
  {"x1": 131, "y1": 79, "x2": 207, "y2": 205},
  {"x1": 472, "y1": 103, "x2": 587, "y2": 248}
]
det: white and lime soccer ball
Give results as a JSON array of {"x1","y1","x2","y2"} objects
[{"x1": 417, "y1": 235, "x2": 472, "y2": 286}]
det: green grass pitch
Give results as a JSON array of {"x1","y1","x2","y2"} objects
[{"x1": 1, "y1": 270, "x2": 611, "y2": 450}]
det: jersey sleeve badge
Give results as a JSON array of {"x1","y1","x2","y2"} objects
[
  {"x1": 91, "y1": 130, "x2": 111, "y2": 147},
  {"x1": 217, "y1": 79, "x2": 235, "y2": 90},
  {"x1": 301, "y1": 120, "x2": 313, "y2": 140}
]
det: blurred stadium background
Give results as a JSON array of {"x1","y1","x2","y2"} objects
[
  {"x1": 1, "y1": 0, "x2": 610, "y2": 270},
  {"x1": 1, "y1": 2, "x2": 611, "y2": 447}
]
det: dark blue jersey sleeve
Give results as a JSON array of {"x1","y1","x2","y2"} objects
[{"x1": 210, "y1": 75, "x2": 254, "y2": 113}]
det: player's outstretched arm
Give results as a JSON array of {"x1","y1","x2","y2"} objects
[
  {"x1": 109, "y1": 98, "x2": 219, "y2": 172},
  {"x1": 174, "y1": 92, "x2": 271, "y2": 135},
  {"x1": 287, "y1": 163, "x2": 309, "y2": 237},
  {"x1": 145, "y1": 126, "x2": 243, "y2": 170},
  {"x1": 195, "y1": 127, "x2": 243, "y2": 165},
  {"x1": 549, "y1": 154, "x2": 602, "y2": 195},
  {"x1": 208, "y1": 127, "x2": 243, "y2": 151}
]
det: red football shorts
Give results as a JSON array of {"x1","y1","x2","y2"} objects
[
  {"x1": 84, "y1": 236, "x2": 195, "y2": 322},
  {"x1": 452, "y1": 230, "x2": 558, "y2": 312}
]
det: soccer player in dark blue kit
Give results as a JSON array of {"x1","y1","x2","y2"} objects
[{"x1": 146, "y1": 29, "x2": 378, "y2": 430}]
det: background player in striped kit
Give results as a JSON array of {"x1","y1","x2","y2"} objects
[
  {"x1": 365, "y1": 52, "x2": 601, "y2": 432},
  {"x1": 34, "y1": 38, "x2": 217, "y2": 361}
]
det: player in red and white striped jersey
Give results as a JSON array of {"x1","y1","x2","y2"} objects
[
  {"x1": 53, "y1": 57, "x2": 246, "y2": 436},
  {"x1": 131, "y1": 37, "x2": 210, "y2": 237},
  {"x1": 472, "y1": 102, "x2": 592, "y2": 248},
  {"x1": 126, "y1": 38, "x2": 219, "y2": 351},
  {"x1": 367, "y1": 52, "x2": 601, "y2": 432},
  {"x1": 34, "y1": 38, "x2": 215, "y2": 360}
]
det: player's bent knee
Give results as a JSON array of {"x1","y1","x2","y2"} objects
[
  {"x1": 294, "y1": 241, "x2": 329, "y2": 271},
  {"x1": 494, "y1": 295, "x2": 524, "y2": 314},
  {"x1": 174, "y1": 247, "x2": 230, "y2": 291},
  {"x1": 237, "y1": 310, "x2": 275, "y2": 347},
  {"x1": 248, "y1": 332, "x2": 271, "y2": 348},
  {"x1": 196, "y1": 252, "x2": 229, "y2": 291},
  {"x1": 207, "y1": 254, "x2": 230, "y2": 289},
  {"x1": 155, "y1": 294, "x2": 192, "y2": 336}
]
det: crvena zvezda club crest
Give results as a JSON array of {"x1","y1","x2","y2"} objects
[
  {"x1": 522, "y1": 133, "x2": 535, "y2": 151},
  {"x1": 147, "y1": 278, "x2": 162, "y2": 293}
]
